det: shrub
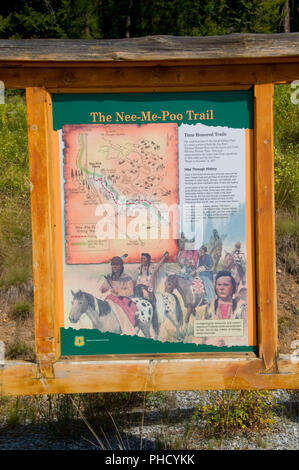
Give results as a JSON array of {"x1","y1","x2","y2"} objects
[{"x1": 197, "y1": 390, "x2": 280, "y2": 436}]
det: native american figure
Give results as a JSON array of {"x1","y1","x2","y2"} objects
[{"x1": 208, "y1": 229, "x2": 223, "y2": 271}]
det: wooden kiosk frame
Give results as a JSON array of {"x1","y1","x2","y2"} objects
[{"x1": 0, "y1": 34, "x2": 298, "y2": 395}]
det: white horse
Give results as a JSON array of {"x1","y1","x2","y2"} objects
[
  {"x1": 155, "y1": 292, "x2": 183, "y2": 338},
  {"x1": 133, "y1": 283, "x2": 184, "y2": 339},
  {"x1": 69, "y1": 290, "x2": 156, "y2": 338}
]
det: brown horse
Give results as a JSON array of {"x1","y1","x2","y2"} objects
[
  {"x1": 223, "y1": 252, "x2": 246, "y2": 290},
  {"x1": 165, "y1": 274, "x2": 206, "y2": 324},
  {"x1": 209, "y1": 243, "x2": 222, "y2": 271}
]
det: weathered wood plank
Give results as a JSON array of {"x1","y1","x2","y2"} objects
[
  {"x1": 26, "y1": 88, "x2": 59, "y2": 378},
  {"x1": 254, "y1": 84, "x2": 278, "y2": 372},
  {"x1": 0, "y1": 34, "x2": 298, "y2": 63},
  {"x1": 0, "y1": 62, "x2": 298, "y2": 89},
  {"x1": 1, "y1": 358, "x2": 298, "y2": 396}
]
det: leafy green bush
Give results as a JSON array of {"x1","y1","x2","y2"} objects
[{"x1": 196, "y1": 390, "x2": 279, "y2": 436}]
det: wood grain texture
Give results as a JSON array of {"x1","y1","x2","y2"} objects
[
  {"x1": 0, "y1": 34, "x2": 298, "y2": 63},
  {"x1": 1, "y1": 63, "x2": 299, "y2": 89},
  {"x1": 254, "y1": 84, "x2": 278, "y2": 372},
  {"x1": 1, "y1": 358, "x2": 298, "y2": 396},
  {"x1": 26, "y1": 88, "x2": 59, "y2": 378}
]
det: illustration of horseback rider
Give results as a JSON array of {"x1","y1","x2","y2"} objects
[
  {"x1": 208, "y1": 229, "x2": 223, "y2": 271},
  {"x1": 232, "y1": 242, "x2": 246, "y2": 270},
  {"x1": 97, "y1": 255, "x2": 139, "y2": 333},
  {"x1": 194, "y1": 245, "x2": 216, "y2": 303},
  {"x1": 176, "y1": 234, "x2": 215, "y2": 304},
  {"x1": 134, "y1": 251, "x2": 168, "y2": 301}
]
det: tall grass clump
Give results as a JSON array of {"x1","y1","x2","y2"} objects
[
  {"x1": 275, "y1": 213, "x2": 299, "y2": 276},
  {"x1": 6, "y1": 337, "x2": 34, "y2": 360},
  {"x1": 0, "y1": 90, "x2": 32, "y2": 287},
  {"x1": 10, "y1": 300, "x2": 33, "y2": 320},
  {"x1": 0, "y1": 392, "x2": 147, "y2": 443}
]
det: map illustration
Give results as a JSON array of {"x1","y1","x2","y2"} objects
[{"x1": 63, "y1": 123, "x2": 179, "y2": 264}]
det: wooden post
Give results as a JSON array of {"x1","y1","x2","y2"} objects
[
  {"x1": 26, "y1": 88, "x2": 59, "y2": 378},
  {"x1": 254, "y1": 84, "x2": 278, "y2": 372}
]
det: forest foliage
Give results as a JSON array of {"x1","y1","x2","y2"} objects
[{"x1": 0, "y1": 0, "x2": 298, "y2": 39}]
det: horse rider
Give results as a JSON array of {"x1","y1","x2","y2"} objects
[
  {"x1": 194, "y1": 245, "x2": 215, "y2": 303},
  {"x1": 97, "y1": 256, "x2": 138, "y2": 329},
  {"x1": 231, "y1": 242, "x2": 246, "y2": 272},
  {"x1": 197, "y1": 245, "x2": 213, "y2": 282},
  {"x1": 134, "y1": 251, "x2": 168, "y2": 300},
  {"x1": 100, "y1": 256, "x2": 134, "y2": 298},
  {"x1": 208, "y1": 229, "x2": 223, "y2": 271}
]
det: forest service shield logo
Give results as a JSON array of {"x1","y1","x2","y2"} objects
[{"x1": 74, "y1": 336, "x2": 85, "y2": 347}]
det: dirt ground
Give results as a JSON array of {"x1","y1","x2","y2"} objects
[
  {"x1": 0, "y1": 269, "x2": 298, "y2": 360},
  {"x1": 276, "y1": 269, "x2": 299, "y2": 353},
  {"x1": 0, "y1": 283, "x2": 35, "y2": 361}
]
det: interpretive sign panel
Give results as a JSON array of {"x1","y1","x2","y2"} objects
[
  {"x1": 1, "y1": 35, "x2": 298, "y2": 394},
  {"x1": 51, "y1": 90, "x2": 256, "y2": 357}
]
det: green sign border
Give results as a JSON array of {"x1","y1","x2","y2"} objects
[
  {"x1": 61, "y1": 328, "x2": 256, "y2": 356},
  {"x1": 52, "y1": 89, "x2": 253, "y2": 130},
  {"x1": 57, "y1": 89, "x2": 254, "y2": 357}
]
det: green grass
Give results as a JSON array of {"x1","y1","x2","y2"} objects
[
  {"x1": 0, "y1": 91, "x2": 32, "y2": 288},
  {"x1": 0, "y1": 91, "x2": 29, "y2": 198},
  {"x1": 274, "y1": 84, "x2": 299, "y2": 214},
  {"x1": 276, "y1": 211, "x2": 299, "y2": 276},
  {"x1": 0, "y1": 390, "x2": 284, "y2": 447},
  {"x1": 0, "y1": 392, "x2": 148, "y2": 441},
  {"x1": 276, "y1": 213, "x2": 299, "y2": 237},
  {"x1": 10, "y1": 300, "x2": 33, "y2": 320},
  {"x1": 0, "y1": 198, "x2": 32, "y2": 287}
]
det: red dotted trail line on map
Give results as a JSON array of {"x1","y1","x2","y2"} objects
[{"x1": 96, "y1": 177, "x2": 165, "y2": 220}]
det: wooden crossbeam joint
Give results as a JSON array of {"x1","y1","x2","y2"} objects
[{"x1": 37, "y1": 354, "x2": 55, "y2": 379}]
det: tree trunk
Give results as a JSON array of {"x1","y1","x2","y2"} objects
[
  {"x1": 126, "y1": 0, "x2": 133, "y2": 38},
  {"x1": 282, "y1": 0, "x2": 291, "y2": 32}
]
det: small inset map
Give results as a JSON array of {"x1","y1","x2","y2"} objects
[{"x1": 63, "y1": 123, "x2": 179, "y2": 264}]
